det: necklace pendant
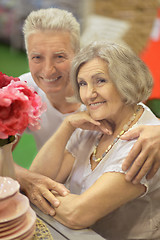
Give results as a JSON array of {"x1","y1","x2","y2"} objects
[
  {"x1": 92, "y1": 154, "x2": 102, "y2": 162},
  {"x1": 95, "y1": 157, "x2": 102, "y2": 162}
]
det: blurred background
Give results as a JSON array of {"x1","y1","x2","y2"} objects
[{"x1": 0, "y1": 0, "x2": 160, "y2": 168}]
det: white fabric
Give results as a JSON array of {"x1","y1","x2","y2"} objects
[
  {"x1": 66, "y1": 103, "x2": 160, "y2": 239},
  {"x1": 19, "y1": 72, "x2": 85, "y2": 151}
]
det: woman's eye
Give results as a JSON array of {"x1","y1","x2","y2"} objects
[
  {"x1": 78, "y1": 81, "x2": 86, "y2": 87},
  {"x1": 97, "y1": 78, "x2": 107, "y2": 84}
]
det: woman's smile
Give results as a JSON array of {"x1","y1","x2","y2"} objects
[{"x1": 89, "y1": 101, "x2": 106, "y2": 110}]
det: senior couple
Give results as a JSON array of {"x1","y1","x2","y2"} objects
[{"x1": 14, "y1": 8, "x2": 160, "y2": 239}]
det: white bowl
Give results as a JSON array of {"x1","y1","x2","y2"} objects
[{"x1": 0, "y1": 177, "x2": 20, "y2": 200}]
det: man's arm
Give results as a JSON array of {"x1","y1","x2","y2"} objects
[{"x1": 121, "y1": 125, "x2": 160, "y2": 184}]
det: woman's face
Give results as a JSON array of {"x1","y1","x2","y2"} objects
[{"x1": 77, "y1": 58, "x2": 125, "y2": 123}]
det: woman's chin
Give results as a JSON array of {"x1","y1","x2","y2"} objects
[{"x1": 91, "y1": 115, "x2": 106, "y2": 121}]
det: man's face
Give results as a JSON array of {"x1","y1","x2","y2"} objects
[{"x1": 27, "y1": 31, "x2": 75, "y2": 96}]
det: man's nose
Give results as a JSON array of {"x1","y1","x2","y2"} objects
[{"x1": 43, "y1": 60, "x2": 56, "y2": 78}]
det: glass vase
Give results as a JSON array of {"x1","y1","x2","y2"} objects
[{"x1": 0, "y1": 140, "x2": 16, "y2": 179}]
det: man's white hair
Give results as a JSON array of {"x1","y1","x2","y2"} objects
[{"x1": 23, "y1": 8, "x2": 80, "y2": 54}]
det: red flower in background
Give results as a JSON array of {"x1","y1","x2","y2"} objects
[
  {"x1": 0, "y1": 72, "x2": 46, "y2": 139},
  {"x1": 0, "y1": 72, "x2": 19, "y2": 88}
]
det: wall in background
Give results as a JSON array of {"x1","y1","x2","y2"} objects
[
  {"x1": 83, "y1": 0, "x2": 160, "y2": 117},
  {"x1": 0, "y1": 0, "x2": 91, "y2": 50}
]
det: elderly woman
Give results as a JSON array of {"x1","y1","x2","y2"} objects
[{"x1": 30, "y1": 42, "x2": 160, "y2": 239}]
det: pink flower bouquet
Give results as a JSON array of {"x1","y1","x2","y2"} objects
[{"x1": 0, "y1": 72, "x2": 46, "y2": 145}]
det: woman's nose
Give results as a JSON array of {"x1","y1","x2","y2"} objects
[{"x1": 86, "y1": 86, "x2": 97, "y2": 99}]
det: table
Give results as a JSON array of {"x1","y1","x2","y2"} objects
[{"x1": 31, "y1": 204, "x2": 106, "y2": 240}]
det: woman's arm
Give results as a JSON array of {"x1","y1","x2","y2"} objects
[
  {"x1": 27, "y1": 111, "x2": 113, "y2": 215},
  {"x1": 30, "y1": 118, "x2": 75, "y2": 179},
  {"x1": 121, "y1": 125, "x2": 160, "y2": 183},
  {"x1": 53, "y1": 172, "x2": 146, "y2": 229},
  {"x1": 30, "y1": 111, "x2": 110, "y2": 179},
  {"x1": 17, "y1": 119, "x2": 75, "y2": 215}
]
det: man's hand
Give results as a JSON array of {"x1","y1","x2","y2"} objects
[
  {"x1": 15, "y1": 165, "x2": 69, "y2": 216},
  {"x1": 121, "y1": 125, "x2": 160, "y2": 184}
]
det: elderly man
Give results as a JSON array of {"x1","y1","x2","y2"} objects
[{"x1": 15, "y1": 8, "x2": 160, "y2": 216}]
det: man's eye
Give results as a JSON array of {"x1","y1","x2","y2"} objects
[
  {"x1": 57, "y1": 55, "x2": 64, "y2": 58},
  {"x1": 32, "y1": 56, "x2": 40, "y2": 60},
  {"x1": 31, "y1": 56, "x2": 41, "y2": 63},
  {"x1": 55, "y1": 55, "x2": 66, "y2": 63}
]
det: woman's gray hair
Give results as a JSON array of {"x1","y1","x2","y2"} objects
[
  {"x1": 70, "y1": 41, "x2": 153, "y2": 105},
  {"x1": 23, "y1": 8, "x2": 80, "y2": 54}
]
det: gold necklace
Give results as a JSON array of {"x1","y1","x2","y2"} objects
[{"x1": 92, "y1": 105, "x2": 142, "y2": 162}]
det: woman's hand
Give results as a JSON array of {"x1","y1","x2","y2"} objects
[
  {"x1": 66, "y1": 111, "x2": 112, "y2": 135},
  {"x1": 15, "y1": 164, "x2": 69, "y2": 216},
  {"x1": 121, "y1": 125, "x2": 160, "y2": 183}
]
